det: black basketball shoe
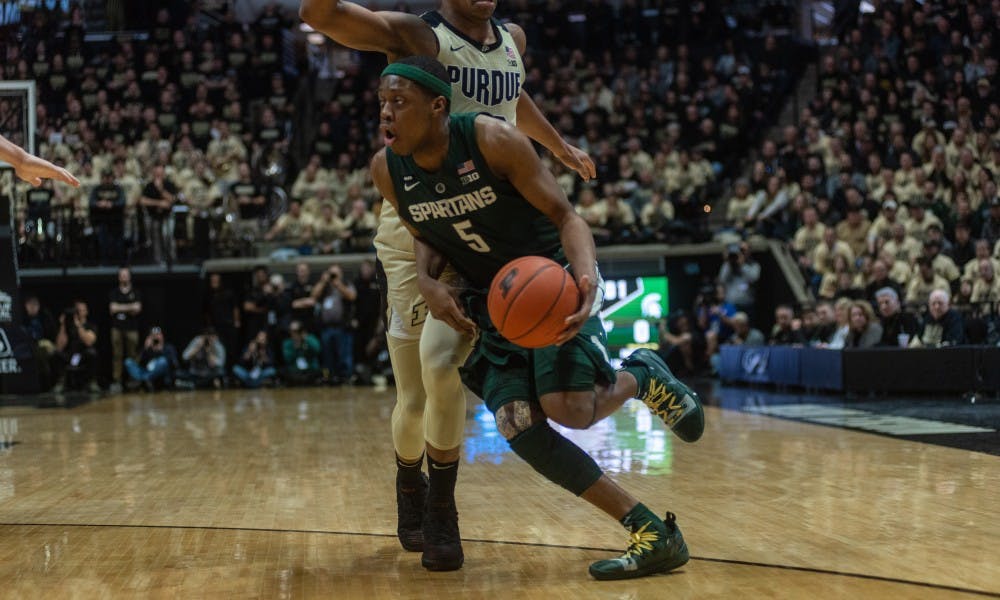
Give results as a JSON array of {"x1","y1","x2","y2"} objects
[
  {"x1": 421, "y1": 499, "x2": 464, "y2": 571},
  {"x1": 396, "y1": 472, "x2": 428, "y2": 552}
]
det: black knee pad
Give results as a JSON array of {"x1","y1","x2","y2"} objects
[{"x1": 508, "y1": 421, "x2": 603, "y2": 496}]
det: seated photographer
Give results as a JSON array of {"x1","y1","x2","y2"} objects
[
  {"x1": 177, "y1": 327, "x2": 227, "y2": 389},
  {"x1": 232, "y1": 330, "x2": 277, "y2": 389},
  {"x1": 125, "y1": 326, "x2": 180, "y2": 391},
  {"x1": 282, "y1": 320, "x2": 321, "y2": 386},
  {"x1": 53, "y1": 300, "x2": 99, "y2": 394}
]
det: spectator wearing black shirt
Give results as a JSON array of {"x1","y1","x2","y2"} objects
[
  {"x1": 656, "y1": 311, "x2": 709, "y2": 377},
  {"x1": 140, "y1": 164, "x2": 180, "y2": 263},
  {"x1": 90, "y1": 170, "x2": 126, "y2": 262},
  {"x1": 231, "y1": 162, "x2": 267, "y2": 222},
  {"x1": 981, "y1": 198, "x2": 1000, "y2": 249},
  {"x1": 109, "y1": 267, "x2": 142, "y2": 393},
  {"x1": 875, "y1": 287, "x2": 920, "y2": 347},
  {"x1": 352, "y1": 259, "x2": 381, "y2": 382},
  {"x1": 20, "y1": 294, "x2": 58, "y2": 389},
  {"x1": 204, "y1": 272, "x2": 241, "y2": 366},
  {"x1": 54, "y1": 299, "x2": 99, "y2": 394},
  {"x1": 912, "y1": 289, "x2": 965, "y2": 348},
  {"x1": 769, "y1": 304, "x2": 806, "y2": 345},
  {"x1": 948, "y1": 221, "x2": 976, "y2": 269},
  {"x1": 265, "y1": 274, "x2": 294, "y2": 362},
  {"x1": 864, "y1": 260, "x2": 902, "y2": 307},
  {"x1": 807, "y1": 301, "x2": 838, "y2": 345},
  {"x1": 242, "y1": 266, "x2": 271, "y2": 346},
  {"x1": 288, "y1": 263, "x2": 317, "y2": 333},
  {"x1": 254, "y1": 3, "x2": 288, "y2": 38},
  {"x1": 24, "y1": 183, "x2": 54, "y2": 229}
]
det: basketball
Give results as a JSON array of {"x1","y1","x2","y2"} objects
[{"x1": 487, "y1": 256, "x2": 581, "y2": 348}]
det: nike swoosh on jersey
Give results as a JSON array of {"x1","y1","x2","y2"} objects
[
  {"x1": 404, "y1": 181, "x2": 420, "y2": 191},
  {"x1": 449, "y1": 44, "x2": 465, "y2": 51}
]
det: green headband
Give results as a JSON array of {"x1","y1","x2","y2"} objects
[{"x1": 381, "y1": 62, "x2": 452, "y2": 101}]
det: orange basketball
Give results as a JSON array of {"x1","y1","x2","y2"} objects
[{"x1": 487, "y1": 256, "x2": 581, "y2": 348}]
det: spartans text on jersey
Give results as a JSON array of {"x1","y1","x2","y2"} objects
[
  {"x1": 407, "y1": 186, "x2": 497, "y2": 222},
  {"x1": 446, "y1": 66, "x2": 521, "y2": 107}
]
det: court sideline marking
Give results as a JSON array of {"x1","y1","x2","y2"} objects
[{"x1": 0, "y1": 521, "x2": 996, "y2": 597}]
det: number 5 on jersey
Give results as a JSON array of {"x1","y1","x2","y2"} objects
[{"x1": 453, "y1": 219, "x2": 491, "y2": 253}]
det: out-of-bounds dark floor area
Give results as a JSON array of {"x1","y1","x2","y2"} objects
[{"x1": 699, "y1": 380, "x2": 1000, "y2": 456}]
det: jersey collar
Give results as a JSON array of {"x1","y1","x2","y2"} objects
[{"x1": 426, "y1": 11, "x2": 505, "y2": 53}]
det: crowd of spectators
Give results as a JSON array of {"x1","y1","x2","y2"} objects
[
  {"x1": 18, "y1": 261, "x2": 385, "y2": 393},
  {"x1": 720, "y1": 0, "x2": 1000, "y2": 351},
  {"x1": 4, "y1": 1, "x2": 802, "y2": 267},
  {"x1": 5, "y1": 2, "x2": 306, "y2": 266}
]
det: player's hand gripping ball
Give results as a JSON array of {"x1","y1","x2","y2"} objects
[{"x1": 487, "y1": 256, "x2": 580, "y2": 348}]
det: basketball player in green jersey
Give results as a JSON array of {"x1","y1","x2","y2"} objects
[
  {"x1": 300, "y1": 0, "x2": 597, "y2": 571},
  {"x1": 0, "y1": 134, "x2": 79, "y2": 187},
  {"x1": 370, "y1": 56, "x2": 704, "y2": 581}
]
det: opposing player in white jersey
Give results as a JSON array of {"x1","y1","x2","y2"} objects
[{"x1": 300, "y1": 0, "x2": 595, "y2": 571}]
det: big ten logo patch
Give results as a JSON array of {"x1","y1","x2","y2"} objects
[
  {"x1": 0, "y1": 328, "x2": 20, "y2": 374},
  {"x1": 0, "y1": 290, "x2": 11, "y2": 322}
]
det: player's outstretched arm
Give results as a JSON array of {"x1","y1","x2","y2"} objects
[
  {"x1": 299, "y1": 0, "x2": 434, "y2": 57},
  {"x1": 515, "y1": 93, "x2": 596, "y2": 181},
  {"x1": 503, "y1": 24, "x2": 595, "y2": 182},
  {"x1": 0, "y1": 134, "x2": 79, "y2": 188},
  {"x1": 474, "y1": 116, "x2": 597, "y2": 344}
]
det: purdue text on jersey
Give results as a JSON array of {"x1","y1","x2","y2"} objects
[{"x1": 446, "y1": 66, "x2": 521, "y2": 107}]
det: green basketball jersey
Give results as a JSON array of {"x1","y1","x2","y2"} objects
[{"x1": 386, "y1": 113, "x2": 562, "y2": 290}]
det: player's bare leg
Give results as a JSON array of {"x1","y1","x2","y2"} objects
[
  {"x1": 496, "y1": 400, "x2": 689, "y2": 580},
  {"x1": 539, "y1": 354, "x2": 705, "y2": 443}
]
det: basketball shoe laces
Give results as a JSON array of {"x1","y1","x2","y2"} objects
[
  {"x1": 642, "y1": 380, "x2": 686, "y2": 428},
  {"x1": 622, "y1": 520, "x2": 661, "y2": 561}
]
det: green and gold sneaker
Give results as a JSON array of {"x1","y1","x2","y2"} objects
[
  {"x1": 589, "y1": 509, "x2": 689, "y2": 581},
  {"x1": 621, "y1": 349, "x2": 705, "y2": 442}
]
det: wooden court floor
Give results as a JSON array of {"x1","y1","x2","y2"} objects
[{"x1": 0, "y1": 386, "x2": 997, "y2": 599}]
